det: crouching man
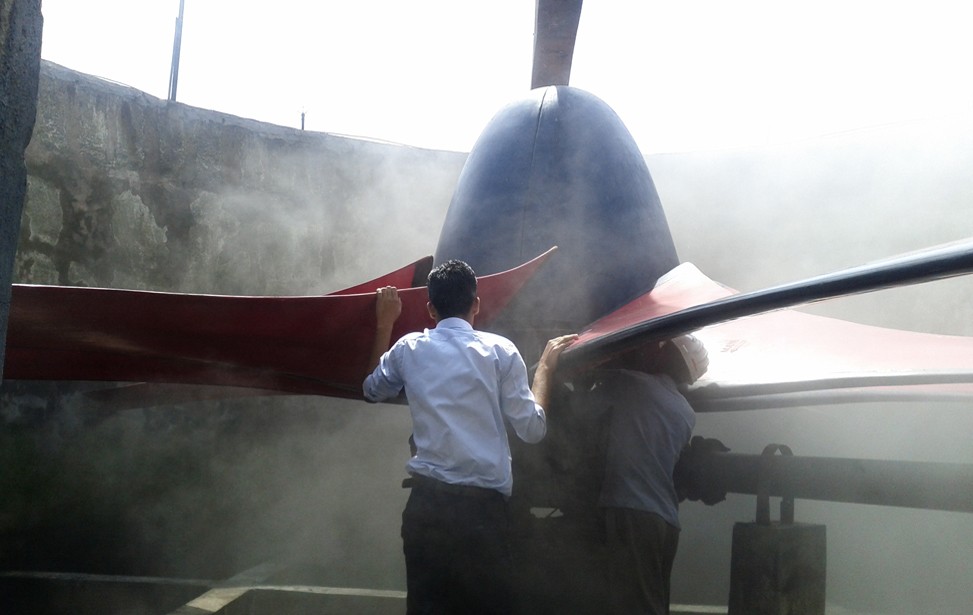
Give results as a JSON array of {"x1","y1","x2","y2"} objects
[{"x1": 592, "y1": 335, "x2": 708, "y2": 615}]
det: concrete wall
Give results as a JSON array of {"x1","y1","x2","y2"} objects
[
  {"x1": 0, "y1": 0, "x2": 42, "y2": 380},
  {"x1": 17, "y1": 61, "x2": 465, "y2": 295},
  {"x1": 3, "y1": 60, "x2": 464, "y2": 597}
]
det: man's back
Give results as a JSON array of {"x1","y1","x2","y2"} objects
[
  {"x1": 364, "y1": 317, "x2": 546, "y2": 496},
  {"x1": 595, "y1": 369, "x2": 696, "y2": 527},
  {"x1": 361, "y1": 259, "x2": 577, "y2": 614}
]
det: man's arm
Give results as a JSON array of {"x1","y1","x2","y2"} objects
[
  {"x1": 531, "y1": 334, "x2": 578, "y2": 411},
  {"x1": 366, "y1": 286, "x2": 402, "y2": 373}
]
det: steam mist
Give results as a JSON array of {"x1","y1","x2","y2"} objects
[
  {"x1": 654, "y1": 117, "x2": 973, "y2": 613},
  {"x1": 3, "y1": 61, "x2": 463, "y2": 610},
  {"x1": 3, "y1": 62, "x2": 973, "y2": 614}
]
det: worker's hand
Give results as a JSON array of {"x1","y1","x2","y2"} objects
[
  {"x1": 531, "y1": 334, "x2": 578, "y2": 411},
  {"x1": 375, "y1": 286, "x2": 402, "y2": 329},
  {"x1": 538, "y1": 334, "x2": 578, "y2": 372}
]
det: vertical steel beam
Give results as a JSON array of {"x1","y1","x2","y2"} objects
[{"x1": 168, "y1": 0, "x2": 186, "y2": 102}]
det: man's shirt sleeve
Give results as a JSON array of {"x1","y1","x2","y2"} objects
[
  {"x1": 363, "y1": 345, "x2": 405, "y2": 402},
  {"x1": 499, "y1": 350, "x2": 547, "y2": 443}
]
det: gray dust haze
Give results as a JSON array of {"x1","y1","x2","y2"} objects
[
  {"x1": 2, "y1": 62, "x2": 972, "y2": 614},
  {"x1": 654, "y1": 117, "x2": 973, "y2": 613}
]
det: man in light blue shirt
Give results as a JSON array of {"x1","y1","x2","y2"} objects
[{"x1": 363, "y1": 259, "x2": 576, "y2": 615}]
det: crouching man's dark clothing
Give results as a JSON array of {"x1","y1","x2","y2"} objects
[
  {"x1": 604, "y1": 507, "x2": 680, "y2": 615},
  {"x1": 595, "y1": 369, "x2": 696, "y2": 615}
]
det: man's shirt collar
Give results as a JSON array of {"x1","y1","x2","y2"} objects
[{"x1": 435, "y1": 317, "x2": 474, "y2": 331}]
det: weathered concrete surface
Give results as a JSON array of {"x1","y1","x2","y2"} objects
[
  {"x1": 3, "y1": 58, "x2": 466, "y2": 602},
  {"x1": 0, "y1": 0, "x2": 42, "y2": 381},
  {"x1": 18, "y1": 60, "x2": 466, "y2": 295}
]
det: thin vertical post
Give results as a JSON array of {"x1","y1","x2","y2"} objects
[{"x1": 168, "y1": 0, "x2": 185, "y2": 101}]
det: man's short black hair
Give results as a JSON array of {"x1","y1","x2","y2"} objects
[{"x1": 427, "y1": 260, "x2": 477, "y2": 319}]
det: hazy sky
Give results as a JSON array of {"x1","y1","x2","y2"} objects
[{"x1": 39, "y1": 0, "x2": 973, "y2": 154}]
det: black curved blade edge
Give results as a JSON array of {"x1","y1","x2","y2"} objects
[{"x1": 561, "y1": 239, "x2": 973, "y2": 372}]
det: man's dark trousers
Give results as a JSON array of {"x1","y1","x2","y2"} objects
[{"x1": 401, "y1": 478, "x2": 514, "y2": 615}]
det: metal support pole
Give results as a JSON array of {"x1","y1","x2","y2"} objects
[
  {"x1": 681, "y1": 442, "x2": 973, "y2": 514},
  {"x1": 168, "y1": 0, "x2": 185, "y2": 102}
]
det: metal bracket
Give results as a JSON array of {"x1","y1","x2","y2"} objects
[{"x1": 756, "y1": 443, "x2": 794, "y2": 525}]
